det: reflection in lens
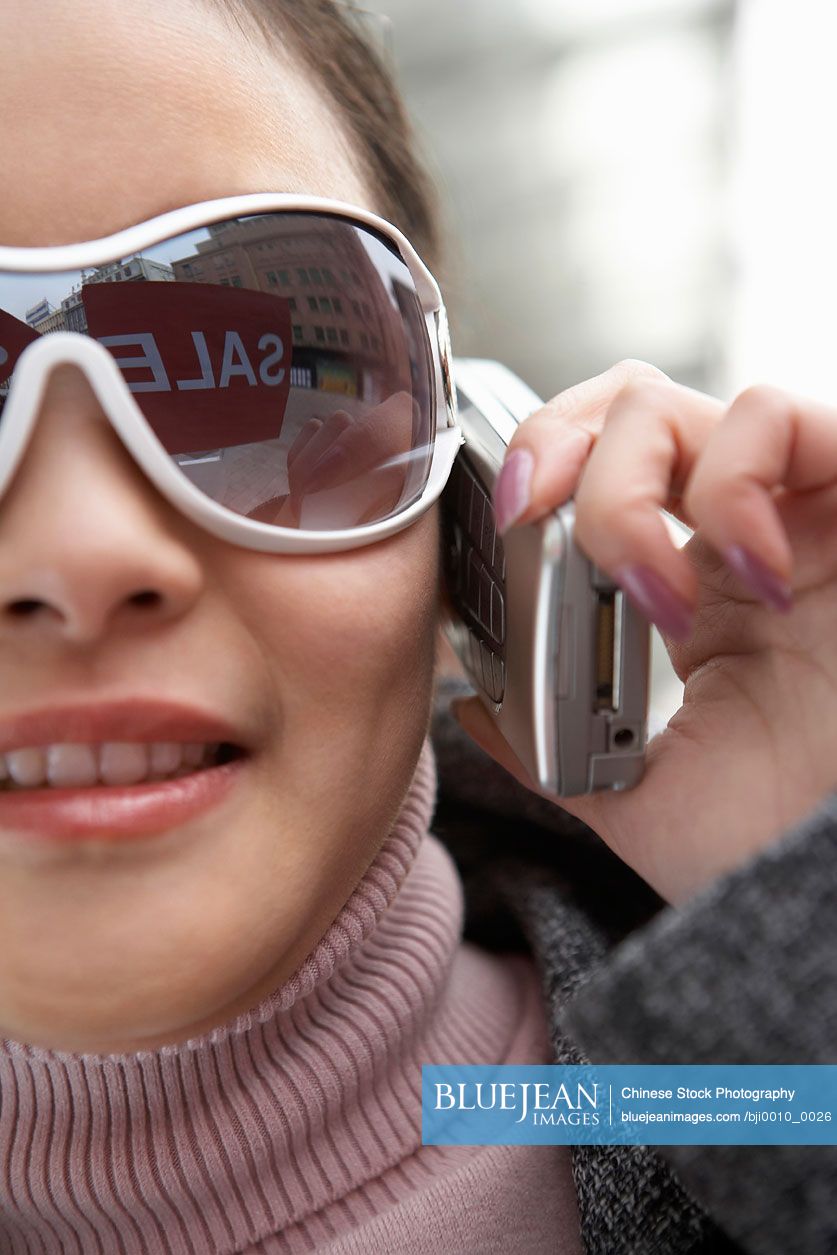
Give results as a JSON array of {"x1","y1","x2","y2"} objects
[{"x1": 0, "y1": 213, "x2": 435, "y2": 530}]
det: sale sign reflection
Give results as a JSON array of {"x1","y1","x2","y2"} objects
[
  {"x1": 83, "y1": 282, "x2": 293, "y2": 454},
  {"x1": 0, "y1": 308, "x2": 39, "y2": 381}
]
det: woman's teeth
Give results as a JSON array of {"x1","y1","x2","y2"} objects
[{"x1": 0, "y1": 742, "x2": 224, "y2": 789}]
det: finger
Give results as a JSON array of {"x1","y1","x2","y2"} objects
[
  {"x1": 450, "y1": 696, "x2": 551, "y2": 796},
  {"x1": 317, "y1": 391, "x2": 415, "y2": 473},
  {"x1": 571, "y1": 378, "x2": 725, "y2": 639},
  {"x1": 297, "y1": 392, "x2": 417, "y2": 496},
  {"x1": 286, "y1": 417, "x2": 323, "y2": 468},
  {"x1": 449, "y1": 697, "x2": 607, "y2": 826},
  {"x1": 493, "y1": 359, "x2": 670, "y2": 533},
  {"x1": 683, "y1": 384, "x2": 837, "y2": 607},
  {"x1": 299, "y1": 411, "x2": 351, "y2": 467},
  {"x1": 288, "y1": 411, "x2": 352, "y2": 493}
]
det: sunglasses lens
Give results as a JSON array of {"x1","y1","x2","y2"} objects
[{"x1": 0, "y1": 211, "x2": 436, "y2": 531}]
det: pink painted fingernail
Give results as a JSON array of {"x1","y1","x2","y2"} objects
[
  {"x1": 613, "y1": 564, "x2": 694, "y2": 642},
  {"x1": 493, "y1": 448, "x2": 535, "y2": 534},
  {"x1": 722, "y1": 544, "x2": 793, "y2": 612}
]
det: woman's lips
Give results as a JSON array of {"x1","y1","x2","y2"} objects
[
  {"x1": 0, "y1": 698, "x2": 252, "y2": 842},
  {"x1": 0, "y1": 756, "x2": 247, "y2": 841},
  {"x1": 0, "y1": 698, "x2": 249, "y2": 756}
]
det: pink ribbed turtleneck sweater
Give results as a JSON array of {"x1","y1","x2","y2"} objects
[{"x1": 0, "y1": 738, "x2": 581, "y2": 1254}]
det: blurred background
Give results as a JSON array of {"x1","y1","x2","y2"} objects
[
  {"x1": 359, "y1": 0, "x2": 836, "y2": 724},
  {"x1": 362, "y1": 0, "x2": 837, "y2": 404}
]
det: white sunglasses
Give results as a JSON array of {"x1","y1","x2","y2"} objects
[{"x1": 0, "y1": 193, "x2": 462, "y2": 554}]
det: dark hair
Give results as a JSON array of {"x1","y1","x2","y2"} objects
[{"x1": 221, "y1": 0, "x2": 443, "y2": 272}]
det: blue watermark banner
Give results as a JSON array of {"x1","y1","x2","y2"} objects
[{"x1": 421, "y1": 1065, "x2": 837, "y2": 1145}]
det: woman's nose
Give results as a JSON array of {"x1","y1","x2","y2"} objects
[{"x1": 0, "y1": 364, "x2": 205, "y2": 647}]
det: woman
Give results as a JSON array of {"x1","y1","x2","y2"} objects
[{"x1": 0, "y1": 1, "x2": 833, "y2": 1252}]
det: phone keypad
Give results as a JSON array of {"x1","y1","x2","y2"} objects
[{"x1": 442, "y1": 456, "x2": 507, "y2": 703}]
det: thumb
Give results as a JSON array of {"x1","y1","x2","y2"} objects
[
  {"x1": 451, "y1": 697, "x2": 557, "y2": 803},
  {"x1": 449, "y1": 695, "x2": 601, "y2": 828},
  {"x1": 450, "y1": 696, "x2": 536, "y2": 789}
]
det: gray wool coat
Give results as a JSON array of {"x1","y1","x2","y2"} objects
[{"x1": 430, "y1": 674, "x2": 837, "y2": 1255}]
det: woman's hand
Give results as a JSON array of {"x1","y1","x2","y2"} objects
[
  {"x1": 450, "y1": 359, "x2": 837, "y2": 904},
  {"x1": 263, "y1": 394, "x2": 415, "y2": 528}
]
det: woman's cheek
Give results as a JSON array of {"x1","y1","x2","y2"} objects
[{"x1": 225, "y1": 510, "x2": 441, "y2": 716}]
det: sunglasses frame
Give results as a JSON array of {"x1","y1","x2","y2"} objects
[{"x1": 0, "y1": 193, "x2": 463, "y2": 554}]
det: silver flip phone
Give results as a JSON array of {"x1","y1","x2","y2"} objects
[{"x1": 439, "y1": 358, "x2": 651, "y2": 796}]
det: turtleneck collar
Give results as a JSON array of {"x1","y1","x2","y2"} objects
[{"x1": 0, "y1": 734, "x2": 551, "y2": 1254}]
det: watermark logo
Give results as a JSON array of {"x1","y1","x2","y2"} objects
[
  {"x1": 422, "y1": 1065, "x2": 837, "y2": 1146},
  {"x1": 433, "y1": 1078, "x2": 600, "y2": 1127}
]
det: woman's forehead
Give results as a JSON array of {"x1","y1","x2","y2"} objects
[{"x1": 0, "y1": 0, "x2": 374, "y2": 246}]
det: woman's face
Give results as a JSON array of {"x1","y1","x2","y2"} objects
[{"x1": 0, "y1": 0, "x2": 442, "y2": 1052}]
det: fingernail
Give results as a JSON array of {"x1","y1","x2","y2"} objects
[
  {"x1": 493, "y1": 448, "x2": 535, "y2": 534},
  {"x1": 722, "y1": 544, "x2": 793, "y2": 613},
  {"x1": 613, "y1": 563, "x2": 694, "y2": 642}
]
